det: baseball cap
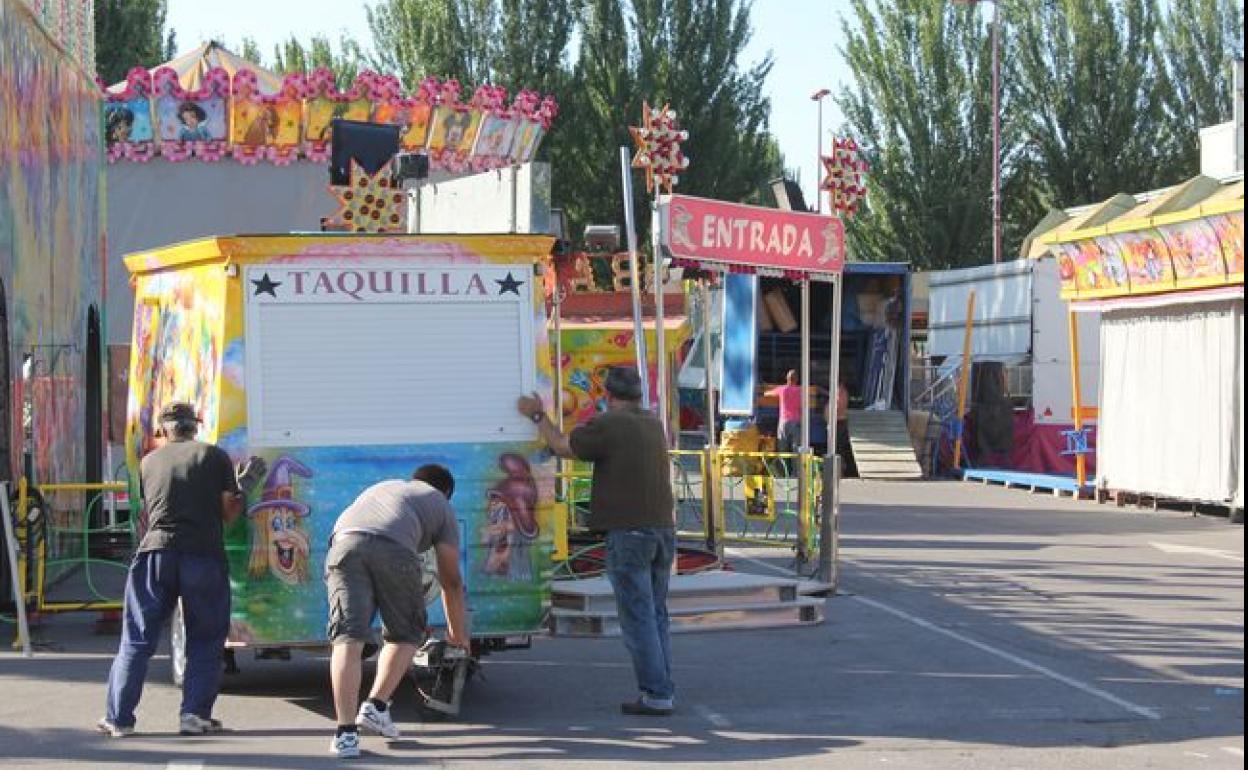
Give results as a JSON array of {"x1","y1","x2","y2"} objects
[
  {"x1": 604, "y1": 366, "x2": 643, "y2": 400},
  {"x1": 158, "y1": 402, "x2": 201, "y2": 424}
]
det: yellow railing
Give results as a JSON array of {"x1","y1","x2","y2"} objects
[
  {"x1": 15, "y1": 480, "x2": 130, "y2": 613},
  {"x1": 553, "y1": 448, "x2": 823, "y2": 561}
]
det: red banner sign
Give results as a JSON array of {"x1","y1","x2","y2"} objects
[{"x1": 661, "y1": 194, "x2": 845, "y2": 276}]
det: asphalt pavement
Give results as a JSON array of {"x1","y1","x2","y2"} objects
[{"x1": 1, "y1": 479, "x2": 1242, "y2": 769}]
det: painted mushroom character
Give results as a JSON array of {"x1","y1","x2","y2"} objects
[
  {"x1": 482, "y1": 453, "x2": 539, "y2": 582},
  {"x1": 246, "y1": 456, "x2": 313, "y2": 585}
]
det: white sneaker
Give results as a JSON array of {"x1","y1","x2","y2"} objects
[
  {"x1": 95, "y1": 717, "x2": 134, "y2": 738},
  {"x1": 356, "y1": 700, "x2": 400, "y2": 739},
  {"x1": 178, "y1": 713, "x2": 224, "y2": 735},
  {"x1": 330, "y1": 730, "x2": 361, "y2": 758}
]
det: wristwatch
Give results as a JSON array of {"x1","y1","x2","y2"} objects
[{"x1": 529, "y1": 411, "x2": 545, "y2": 424}]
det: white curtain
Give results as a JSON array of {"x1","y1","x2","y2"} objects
[{"x1": 1097, "y1": 299, "x2": 1243, "y2": 503}]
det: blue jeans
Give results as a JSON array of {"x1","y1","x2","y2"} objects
[
  {"x1": 105, "y1": 550, "x2": 230, "y2": 726},
  {"x1": 605, "y1": 526, "x2": 676, "y2": 701}
]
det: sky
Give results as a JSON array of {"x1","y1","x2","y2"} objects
[{"x1": 165, "y1": 0, "x2": 856, "y2": 208}]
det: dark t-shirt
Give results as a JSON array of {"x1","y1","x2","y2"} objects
[
  {"x1": 138, "y1": 439, "x2": 239, "y2": 559},
  {"x1": 568, "y1": 405, "x2": 674, "y2": 532}
]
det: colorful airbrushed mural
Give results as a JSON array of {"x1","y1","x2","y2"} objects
[
  {"x1": 1052, "y1": 202, "x2": 1244, "y2": 300},
  {"x1": 125, "y1": 235, "x2": 556, "y2": 644},
  {"x1": 1, "y1": 0, "x2": 103, "y2": 483},
  {"x1": 104, "y1": 64, "x2": 558, "y2": 172}
]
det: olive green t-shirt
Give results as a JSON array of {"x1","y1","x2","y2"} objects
[{"x1": 568, "y1": 405, "x2": 674, "y2": 531}]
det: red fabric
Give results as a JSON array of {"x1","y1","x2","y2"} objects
[
  {"x1": 765, "y1": 385, "x2": 803, "y2": 423},
  {"x1": 968, "y1": 408, "x2": 1097, "y2": 477}
]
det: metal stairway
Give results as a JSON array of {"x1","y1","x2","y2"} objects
[
  {"x1": 846, "y1": 409, "x2": 924, "y2": 480},
  {"x1": 550, "y1": 571, "x2": 824, "y2": 637}
]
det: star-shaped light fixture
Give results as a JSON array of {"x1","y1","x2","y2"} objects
[
  {"x1": 820, "y1": 136, "x2": 869, "y2": 217},
  {"x1": 325, "y1": 159, "x2": 408, "y2": 233},
  {"x1": 630, "y1": 101, "x2": 689, "y2": 194}
]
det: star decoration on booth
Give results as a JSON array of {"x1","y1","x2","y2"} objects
[
  {"x1": 495, "y1": 272, "x2": 524, "y2": 295},
  {"x1": 629, "y1": 101, "x2": 690, "y2": 194},
  {"x1": 820, "y1": 136, "x2": 869, "y2": 218},
  {"x1": 251, "y1": 272, "x2": 282, "y2": 297},
  {"x1": 325, "y1": 159, "x2": 407, "y2": 233}
]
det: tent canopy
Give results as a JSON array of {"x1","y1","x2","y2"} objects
[{"x1": 107, "y1": 41, "x2": 284, "y2": 94}]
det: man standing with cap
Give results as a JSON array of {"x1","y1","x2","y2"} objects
[
  {"x1": 517, "y1": 366, "x2": 676, "y2": 716},
  {"x1": 98, "y1": 402, "x2": 265, "y2": 737}
]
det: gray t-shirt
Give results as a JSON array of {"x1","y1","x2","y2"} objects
[{"x1": 332, "y1": 479, "x2": 459, "y2": 556}]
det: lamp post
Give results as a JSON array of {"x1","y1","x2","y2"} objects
[
  {"x1": 953, "y1": 0, "x2": 1002, "y2": 264},
  {"x1": 810, "y1": 88, "x2": 831, "y2": 215}
]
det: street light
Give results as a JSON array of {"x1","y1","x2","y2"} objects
[
  {"x1": 952, "y1": 0, "x2": 1002, "y2": 264},
  {"x1": 811, "y1": 88, "x2": 831, "y2": 215}
]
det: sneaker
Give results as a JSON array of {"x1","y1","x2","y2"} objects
[
  {"x1": 330, "y1": 730, "x2": 361, "y2": 759},
  {"x1": 620, "y1": 696, "x2": 674, "y2": 716},
  {"x1": 95, "y1": 717, "x2": 134, "y2": 738},
  {"x1": 178, "y1": 713, "x2": 225, "y2": 735},
  {"x1": 356, "y1": 700, "x2": 400, "y2": 739}
]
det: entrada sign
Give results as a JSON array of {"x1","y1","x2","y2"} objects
[{"x1": 660, "y1": 194, "x2": 845, "y2": 275}]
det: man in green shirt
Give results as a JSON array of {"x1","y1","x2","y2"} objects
[{"x1": 517, "y1": 366, "x2": 676, "y2": 715}]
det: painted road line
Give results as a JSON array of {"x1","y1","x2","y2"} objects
[
  {"x1": 166, "y1": 763, "x2": 204, "y2": 770},
  {"x1": 694, "y1": 704, "x2": 731, "y2": 729},
  {"x1": 1223, "y1": 747, "x2": 1244, "y2": 758},
  {"x1": 853, "y1": 595, "x2": 1163, "y2": 721},
  {"x1": 1149, "y1": 542, "x2": 1243, "y2": 562}
]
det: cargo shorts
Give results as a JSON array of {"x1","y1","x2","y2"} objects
[{"x1": 325, "y1": 532, "x2": 427, "y2": 645}]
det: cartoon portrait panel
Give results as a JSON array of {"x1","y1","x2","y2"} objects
[
  {"x1": 156, "y1": 95, "x2": 227, "y2": 142},
  {"x1": 105, "y1": 99, "x2": 153, "y2": 144}
]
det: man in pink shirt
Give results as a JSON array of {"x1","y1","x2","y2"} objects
[{"x1": 765, "y1": 370, "x2": 804, "y2": 453}]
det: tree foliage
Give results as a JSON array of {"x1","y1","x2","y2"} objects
[
  {"x1": 836, "y1": 0, "x2": 1000, "y2": 268},
  {"x1": 271, "y1": 35, "x2": 366, "y2": 88},
  {"x1": 95, "y1": 0, "x2": 169, "y2": 83},
  {"x1": 365, "y1": 0, "x2": 779, "y2": 243},
  {"x1": 1156, "y1": 0, "x2": 1245, "y2": 172},
  {"x1": 837, "y1": 0, "x2": 1243, "y2": 269}
]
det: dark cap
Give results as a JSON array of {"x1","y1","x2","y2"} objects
[
  {"x1": 604, "y1": 366, "x2": 644, "y2": 401},
  {"x1": 158, "y1": 401, "x2": 201, "y2": 424}
]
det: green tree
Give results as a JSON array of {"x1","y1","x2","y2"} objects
[
  {"x1": 835, "y1": 0, "x2": 1002, "y2": 268},
  {"x1": 367, "y1": 0, "x2": 500, "y2": 86},
  {"x1": 271, "y1": 35, "x2": 365, "y2": 88},
  {"x1": 239, "y1": 36, "x2": 264, "y2": 66},
  {"x1": 560, "y1": 0, "x2": 781, "y2": 242},
  {"x1": 1012, "y1": 0, "x2": 1169, "y2": 209},
  {"x1": 1157, "y1": 0, "x2": 1244, "y2": 174},
  {"x1": 95, "y1": 0, "x2": 169, "y2": 83}
]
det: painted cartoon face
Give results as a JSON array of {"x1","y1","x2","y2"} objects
[
  {"x1": 268, "y1": 511, "x2": 301, "y2": 576},
  {"x1": 180, "y1": 108, "x2": 201, "y2": 128}
]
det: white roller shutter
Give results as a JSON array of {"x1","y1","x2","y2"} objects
[{"x1": 244, "y1": 263, "x2": 537, "y2": 447}]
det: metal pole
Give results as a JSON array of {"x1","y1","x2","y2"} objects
[
  {"x1": 991, "y1": 0, "x2": 1002, "y2": 264},
  {"x1": 800, "y1": 278, "x2": 811, "y2": 452},
  {"x1": 1067, "y1": 309, "x2": 1087, "y2": 487},
  {"x1": 828, "y1": 274, "x2": 843, "y2": 436},
  {"x1": 620, "y1": 147, "x2": 651, "y2": 409},
  {"x1": 1, "y1": 483, "x2": 33, "y2": 658},
  {"x1": 815, "y1": 101, "x2": 823, "y2": 215},
  {"x1": 553, "y1": 285, "x2": 565, "y2": 499},
  {"x1": 701, "y1": 280, "x2": 716, "y2": 449},
  {"x1": 952, "y1": 290, "x2": 976, "y2": 468},
  {"x1": 652, "y1": 201, "x2": 670, "y2": 443},
  {"x1": 817, "y1": 455, "x2": 839, "y2": 590}
]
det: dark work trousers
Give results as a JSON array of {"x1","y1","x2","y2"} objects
[{"x1": 104, "y1": 549, "x2": 230, "y2": 727}]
